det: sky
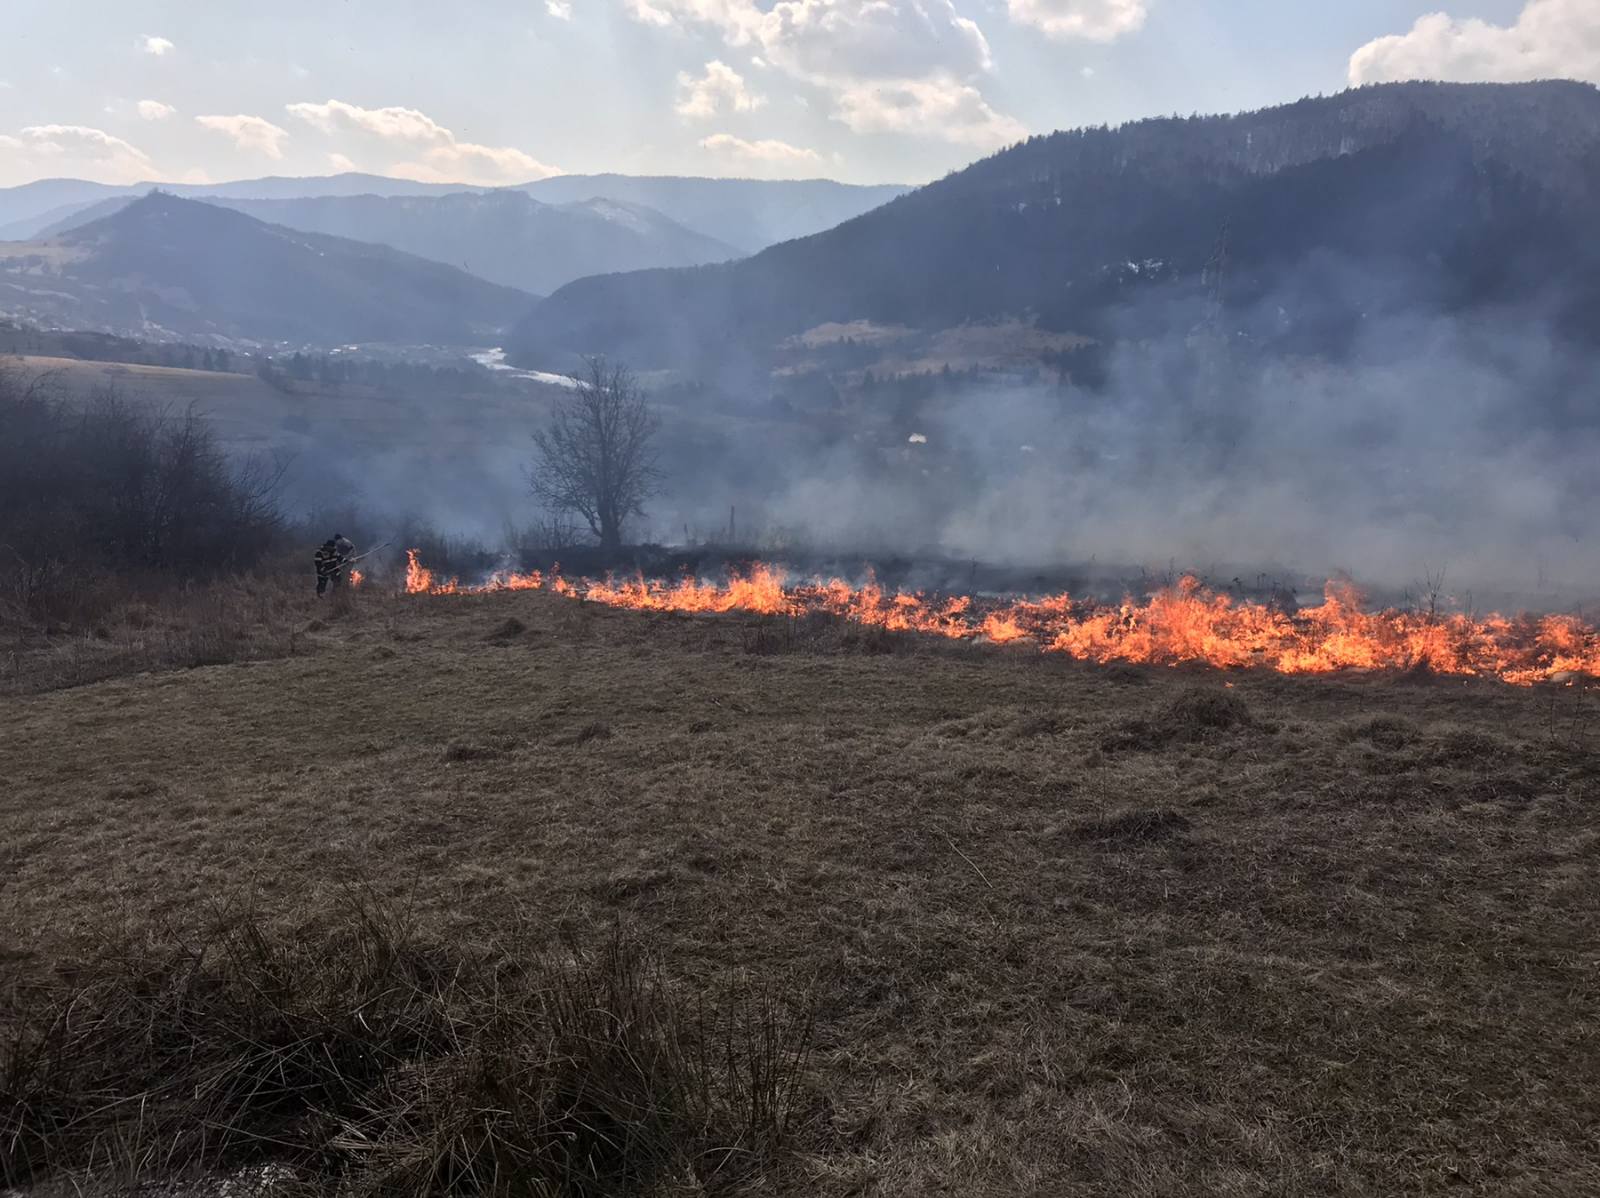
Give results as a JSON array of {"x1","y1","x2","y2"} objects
[{"x1": 0, "y1": 0, "x2": 1592, "y2": 188}]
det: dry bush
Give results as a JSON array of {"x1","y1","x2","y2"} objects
[{"x1": 0, "y1": 897, "x2": 817, "y2": 1196}]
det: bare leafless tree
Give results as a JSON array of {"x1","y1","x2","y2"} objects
[{"x1": 529, "y1": 358, "x2": 660, "y2": 554}]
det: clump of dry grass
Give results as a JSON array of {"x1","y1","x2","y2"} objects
[
  {"x1": 555, "y1": 721, "x2": 613, "y2": 746},
  {"x1": 1102, "y1": 685, "x2": 1258, "y2": 750},
  {"x1": 1339, "y1": 713, "x2": 1423, "y2": 749},
  {"x1": 0, "y1": 896, "x2": 817, "y2": 1196},
  {"x1": 739, "y1": 612, "x2": 921, "y2": 657},
  {"x1": 442, "y1": 733, "x2": 520, "y2": 762},
  {"x1": 1066, "y1": 806, "x2": 1192, "y2": 844},
  {"x1": 484, "y1": 616, "x2": 527, "y2": 642}
]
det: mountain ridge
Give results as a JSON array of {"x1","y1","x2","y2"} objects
[
  {"x1": 0, "y1": 192, "x2": 532, "y2": 347},
  {"x1": 27, "y1": 190, "x2": 745, "y2": 294},
  {"x1": 0, "y1": 172, "x2": 910, "y2": 251}
]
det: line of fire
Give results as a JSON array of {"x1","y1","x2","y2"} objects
[{"x1": 393, "y1": 549, "x2": 1600, "y2": 687}]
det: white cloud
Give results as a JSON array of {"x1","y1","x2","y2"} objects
[
  {"x1": 286, "y1": 98, "x2": 561, "y2": 182},
  {"x1": 0, "y1": 135, "x2": 22, "y2": 150},
  {"x1": 629, "y1": 0, "x2": 1023, "y2": 148},
  {"x1": 1005, "y1": 0, "x2": 1145, "y2": 42},
  {"x1": 195, "y1": 114, "x2": 291, "y2": 158},
  {"x1": 759, "y1": 0, "x2": 993, "y2": 87},
  {"x1": 699, "y1": 132, "x2": 825, "y2": 174},
  {"x1": 392, "y1": 142, "x2": 561, "y2": 183},
  {"x1": 1348, "y1": 0, "x2": 1600, "y2": 85},
  {"x1": 286, "y1": 99, "x2": 449, "y2": 140},
  {"x1": 675, "y1": 60, "x2": 766, "y2": 118},
  {"x1": 142, "y1": 35, "x2": 174, "y2": 56},
  {"x1": 547, "y1": 0, "x2": 574, "y2": 18},
  {"x1": 137, "y1": 100, "x2": 176, "y2": 121},
  {"x1": 13, "y1": 125, "x2": 154, "y2": 183},
  {"x1": 327, "y1": 152, "x2": 358, "y2": 171},
  {"x1": 626, "y1": 0, "x2": 759, "y2": 35},
  {"x1": 832, "y1": 75, "x2": 1026, "y2": 146}
]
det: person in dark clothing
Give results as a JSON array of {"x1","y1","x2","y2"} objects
[{"x1": 314, "y1": 539, "x2": 344, "y2": 596}]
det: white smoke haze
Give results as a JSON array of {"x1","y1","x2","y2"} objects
[{"x1": 631, "y1": 306, "x2": 1600, "y2": 607}]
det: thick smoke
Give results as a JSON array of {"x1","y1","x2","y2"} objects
[{"x1": 251, "y1": 248, "x2": 1600, "y2": 611}]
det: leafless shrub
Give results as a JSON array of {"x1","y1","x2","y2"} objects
[{"x1": 0, "y1": 369, "x2": 285, "y2": 627}]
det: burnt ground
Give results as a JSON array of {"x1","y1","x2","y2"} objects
[{"x1": 3, "y1": 588, "x2": 1600, "y2": 1195}]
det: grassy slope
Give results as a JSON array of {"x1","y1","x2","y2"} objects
[
  {"x1": 6, "y1": 355, "x2": 564, "y2": 455},
  {"x1": 4, "y1": 588, "x2": 1599, "y2": 1194}
]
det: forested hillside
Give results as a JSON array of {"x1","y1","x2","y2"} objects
[{"x1": 515, "y1": 82, "x2": 1600, "y2": 374}]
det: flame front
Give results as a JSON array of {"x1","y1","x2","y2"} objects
[{"x1": 397, "y1": 551, "x2": 1600, "y2": 686}]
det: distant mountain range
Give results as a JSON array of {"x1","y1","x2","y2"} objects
[
  {"x1": 518, "y1": 175, "x2": 910, "y2": 253},
  {"x1": 512, "y1": 81, "x2": 1600, "y2": 375},
  {"x1": 31, "y1": 191, "x2": 744, "y2": 295},
  {"x1": 0, "y1": 192, "x2": 530, "y2": 346},
  {"x1": 0, "y1": 173, "x2": 467, "y2": 240},
  {"x1": 0, "y1": 172, "x2": 908, "y2": 258}
]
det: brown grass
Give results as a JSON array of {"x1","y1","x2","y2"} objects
[{"x1": 4, "y1": 590, "x2": 1600, "y2": 1194}]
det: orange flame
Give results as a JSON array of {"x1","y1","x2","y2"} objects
[{"x1": 397, "y1": 551, "x2": 1600, "y2": 686}]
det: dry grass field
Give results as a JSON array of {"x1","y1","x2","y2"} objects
[{"x1": 4, "y1": 585, "x2": 1600, "y2": 1195}]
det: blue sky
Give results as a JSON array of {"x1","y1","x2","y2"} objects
[{"x1": 0, "y1": 0, "x2": 1586, "y2": 187}]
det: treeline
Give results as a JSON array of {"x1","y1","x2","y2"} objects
[
  {"x1": 0, "y1": 370, "x2": 283, "y2": 623},
  {"x1": 0, "y1": 323, "x2": 240, "y2": 373},
  {"x1": 0, "y1": 321, "x2": 501, "y2": 397},
  {"x1": 254, "y1": 353, "x2": 490, "y2": 395}
]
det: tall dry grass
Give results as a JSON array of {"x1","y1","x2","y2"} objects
[
  {"x1": 1, "y1": 566, "x2": 347, "y2": 695},
  {"x1": 1, "y1": 895, "x2": 818, "y2": 1196}
]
